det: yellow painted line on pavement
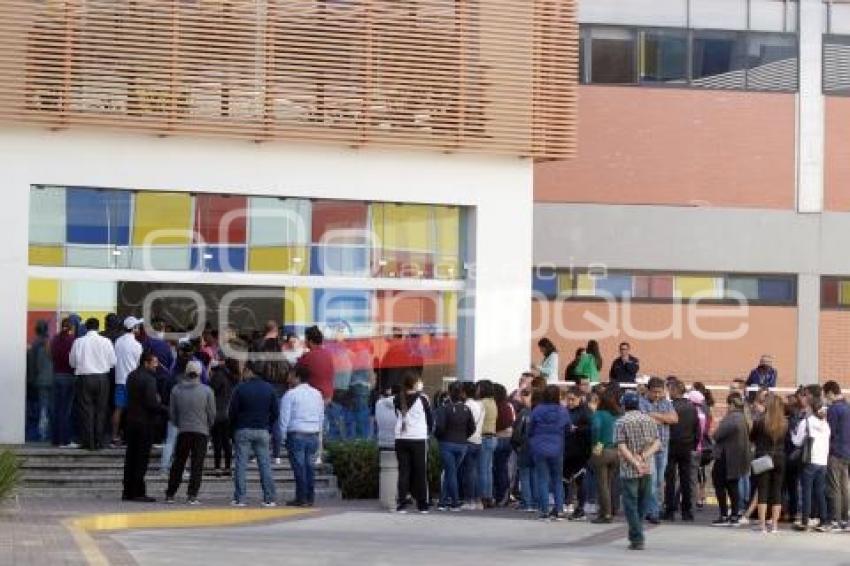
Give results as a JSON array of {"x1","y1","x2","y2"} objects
[{"x1": 64, "y1": 508, "x2": 314, "y2": 566}]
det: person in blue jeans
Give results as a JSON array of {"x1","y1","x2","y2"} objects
[
  {"x1": 280, "y1": 365, "x2": 325, "y2": 507},
  {"x1": 51, "y1": 318, "x2": 79, "y2": 447},
  {"x1": 512, "y1": 389, "x2": 536, "y2": 511},
  {"x1": 435, "y1": 382, "x2": 475, "y2": 510},
  {"x1": 792, "y1": 401, "x2": 832, "y2": 531},
  {"x1": 477, "y1": 380, "x2": 498, "y2": 507},
  {"x1": 639, "y1": 377, "x2": 677, "y2": 523},
  {"x1": 529, "y1": 385, "x2": 571, "y2": 519},
  {"x1": 228, "y1": 360, "x2": 280, "y2": 506}
]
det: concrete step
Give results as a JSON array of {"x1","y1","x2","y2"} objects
[{"x1": 18, "y1": 486, "x2": 341, "y2": 500}]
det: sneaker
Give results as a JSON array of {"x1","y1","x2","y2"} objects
[
  {"x1": 728, "y1": 516, "x2": 741, "y2": 527},
  {"x1": 628, "y1": 541, "x2": 645, "y2": 551},
  {"x1": 811, "y1": 518, "x2": 822, "y2": 528},
  {"x1": 829, "y1": 521, "x2": 843, "y2": 533},
  {"x1": 164, "y1": 496, "x2": 176, "y2": 504},
  {"x1": 460, "y1": 503, "x2": 476, "y2": 511},
  {"x1": 187, "y1": 498, "x2": 201, "y2": 506},
  {"x1": 395, "y1": 504, "x2": 409, "y2": 514},
  {"x1": 449, "y1": 505, "x2": 463, "y2": 512},
  {"x1": 645, "y1": 515, "x2": 660, "y2": 525},
  {"x1": 437, "y1": 504, "x2": 449, "y2": 512},
  {"x1": 815, "y1": 524, "x2": 830, "y2": 533},
  {"x1": 231, "y1": 500, "x2": 247, "y2": 507},
  {"x1": 62, "y1": 442, "x2": 81, "y2": 449},
  {"x1": 262, "y1": 501, "x2": 277, "y2": 508},
  {"x1": 591, "y1": 516, "x2": 613, "y2": 524},
  {"x1": 564, "y1": 503, "x2": 575, "y2": 515},
  {"x1": 711, "y1": 517, "x2": 730, "y2": 527},
  {"x1": 568, "y1": 510, "x2": 587, "y2": 522},
  {"x1": 737, "y1": 515, "x2": 750, "y2": 526},
  {"x1": 419, "y1": 509, "x2": 430, "y2": 515},
  {"x1": 549, "y1": 513, "x2": 565, "y2": 522},
  {"x1": 793, "y1": 522, "x2": 810, "y2": 532},
  {"x1": 475, "y1": 501, "x2": 484, "y2": 511},
  {"x1": 286, "y1": 500, "x2": 306, "y2": 507}
]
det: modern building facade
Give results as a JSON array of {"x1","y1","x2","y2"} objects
[
  {"x1": 534, "y1": 0, "x2": 850, "y2": 389},
  {"x1": 1, "y1": 0, "x2": 577, "y2": 443}
]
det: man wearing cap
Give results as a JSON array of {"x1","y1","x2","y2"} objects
[
  {"x1": 617, "y1": 391, "x2": 661, "y2": 551},
  {"x1": 165, "y1": 360, "x2": 216, "y2": 505},
  {"x1": 112, "y1": 316, "x2": 144, "y2": 447}
]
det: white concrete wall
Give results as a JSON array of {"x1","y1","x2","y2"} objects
[{"x1": 0, "y1": 127, "x2": 533, "y2": 443}]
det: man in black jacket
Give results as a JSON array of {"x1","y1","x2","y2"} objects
[
  {"x1": 565, "y1": 387, "x2": 593, "y2": 521},
  {"x1": 122, "y1": 350, "x2": 165, "y2": 502},
  {"x1": 663, "y1": 379, "x2": 699, "y2": 521}
]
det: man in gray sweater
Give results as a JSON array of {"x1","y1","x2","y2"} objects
[{"x1": 165, "y1": 360, "x2": 216, "y2": 504}]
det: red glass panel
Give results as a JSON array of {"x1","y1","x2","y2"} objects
[
  {"x1": 822, "y1": 279, "x2": 839, "y2": 307},
  {"x1": 649, "y1": 276, "x2": 674, "y2": 298},
  {"x1": 311, "y1": 200, "x2": 368, "y2": 243},
  {"x1": 194, "y1": 194, "x2": 247, "y2": 244}
]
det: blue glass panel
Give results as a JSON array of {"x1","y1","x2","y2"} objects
[
  {"x1": 532, "y1": 271, "x2": 558, "y2": 298},
  {"x1": 594, "y1": 274, "x2": 633, "y2": 298},
  {"x1": 191, "y1": 246, "x2": 246, "y2": 272},
  {"x1": 758, "y1": 278, "x2": 794, "y2": 302},
  {"x1": 310, "y1": 245, "x2": 370, "y2": 276},
  {"x1": 66, "y1": 188, "x2": 131, "y2": 245},
  {"x1": 314, "y1": 289, "x2": 371, "y2": 325}
]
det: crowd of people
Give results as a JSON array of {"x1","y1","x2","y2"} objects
[{"x1": 383, "y1": 340, "x2": 850, "y2": 551}]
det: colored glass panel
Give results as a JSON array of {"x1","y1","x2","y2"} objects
[
  {"x1": 66, "y1": 188, "x2": 131, "y2": 245},
  {"x1": 27, "y1": 311, "x2": 58, "y2": 343},
  {"x1": 133, "y1": 192, "x2": 193, "y2": 245},
  {"x1": 372, "y1": 203, "x2": 430, "y2": 253},
  {"x1": 310, "y1": 245, "x2": 368, "y2": 277},
  {"x1": 128, "y1": 248, "x2": 190, "y2": 271},
  {"x1": 758, "y1": 278, "x2": 794, "y2": 302},
  {"x1": 822, "y1": 279, "x2": 839, "y2": 307},
  {"x1": 249, "y1": 197, "x2": 311, "y2": 246},
  {"x1": 192, "y1": 246, "x2": 246, "y2": 272},
  {"x1": 194, "y1": 194, "x2": 247, "y2": 245},
  {"x1": 675, "y1": 276, "x2": 722, "y2": 299},
  {"x1": 29, "y1": 245, "x2": 64, "y2": 266},
  {"x1": 649, "y1": 276, "x2": 674, "y2": 298},
  {"x1": 61, "y1": 280, "x2": 117, "y2": 312},
  {"x1": 633, "y1": 275, "x2": 650, "y2": 297},
  {"x1": 249, "y1": 246, "x2": 309, "y2": 274},
  {"x1": 377, "y1": 291, "x2": 438, "y2": 325},
  {"x1": 66, "y1": 246, "x2": 116, "y2": 268},
  {"x1": 442, "y1": 291, "x2": 458, "y2": 331},
  {"x1": 284, "y1": 287, "x2": 312, "y2": 325},
  {"x1": 558, "y1": 273, "x2": 575, "y2": 295},
  {"x1": 434, "y1": 206, "x2": 460, "y2": 256},
  {"x1": 28, "y1": 278, "x2": 60, "y2": 310},
  {"x1": 575, "y1": 274, "x2": 595, "y2": 296},
  {"x1": 311, "y1": 200, "x2": 368, "y2": 244},
  {"x1": 839, "y1": 282, "x2": 850, "y2": 306},
  {"x1": 726, "y1": 276, "x2": 759, "y2": 300},
  {"x1": 29, "y1": 186, "x2": 66, "y2": 244},
  {"x1": 314, "y1": 289, "x2": 372, "y2": 325},
  {"x1": 595, "y1": 274, "x2": 632, "y2": 297}
]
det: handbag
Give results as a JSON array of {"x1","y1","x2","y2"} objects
[
  {"x1": 751, "y1": 454, "x2": 774, "y2": 475},
  {"x1": 788, "y1": 416, "x2": 813, "y2": 465}
]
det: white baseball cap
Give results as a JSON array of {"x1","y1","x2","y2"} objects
[{"x1": 124, "y1": 316, "x2": 144, "y2": 330}]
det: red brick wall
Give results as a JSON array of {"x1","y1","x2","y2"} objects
[
  {"x1": 819, "y1": 310, "x2": 850, "y2": 382},
  {"x1": 531, "y1": 300, "x2": 798, "y2": 389},
  {"x1": 825, "y1": 97, "x2": 850, "y2": 211},
  {"x1": 535, "y1": 86, "x2": 796, "y2": 209}
]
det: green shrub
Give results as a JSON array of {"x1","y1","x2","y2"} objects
[
  {"x1": 0, "y1": 450, "x2": 20, "y2": 502},
  {"x1": 427, "y1": 439, "x2": 442, "y2": 498},
  {"x1": 325, "y1": 440, "x2": 379, "y2": 499}
]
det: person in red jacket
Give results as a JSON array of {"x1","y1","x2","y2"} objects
[{"x1": 296, "y1": 326, "x2": 335, "y2": 402}]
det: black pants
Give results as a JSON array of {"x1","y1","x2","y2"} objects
[
  {"x1": 395, "y1": 439, "x2": 429, "y2": 511},
  {"x1": 756, "y1": 455, "x2": 785, "y2": 507},
  {"x1": 665, "y1": 446, "x2": 693, "y2": 515},
  {"x1": 712, "y1": 456, "x2": 741, "y2": 518},
  {"x1": 211, "y1": 420, "x2": 232, "y2": 470},
  {"x1": 166, "y1": 432, "x2": 208, "y2": 499},
  {"x1": 75, "y1": 373, "x2": 109, "y2": 450},
  {"x1": 784, "y1": 461, "x2": 801, "y2": 519},
  {"x1": 122, "y1": 422, "x2": 153, "y2": 500}
]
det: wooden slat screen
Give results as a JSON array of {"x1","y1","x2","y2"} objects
[{"x1": 0, "y1": 0, "x2": 576, "y2": 160}]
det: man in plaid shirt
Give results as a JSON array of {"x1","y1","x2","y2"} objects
[{"x1": 617, "y1": 391, "x2": 661, "y2": 551}]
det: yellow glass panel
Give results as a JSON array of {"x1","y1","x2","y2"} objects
[
  {"x1": 248, "y1": 246, "x2": 308, "y2": 275},
  {"x1": 675, "y1": 276, "x2": 720, "y2": 299},
  {"x1": 434, "y1": 255, "x2": 460, "y2": 279},
  {"x1": 442, "y1": 292, "x2": 458, "y2": 331},
  {"x1": 576, "y1": 274, "x2": 595, "y2": 296},
  {"x1": 133, "y1": 192, "x2": 193, "y2": 245},
  {"x1": 284, "y1": 288, "x2": 312, "y2": 325},
  {"x1": 839, "y1": 282, "x2": 850, "y2": 305},
  {"x1": 75, "y1": 311, "x2": 110, "y2": 329},
  {"x1": 29, "y1": 245, "x2": 64, "y2": 266},
  {"x1": 28, "y1": 278, "x2": 60, "y2": 310},
  {"x1": 434, "y1": 206, "x2": 460, "y2": 256},
  {"x1": 557, "y1": 273, "x2": 573, "y2": 294},
  {"x1": 372, "y1": 203, "x2": 430, "y2": 252}
]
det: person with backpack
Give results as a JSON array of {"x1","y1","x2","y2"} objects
[
  {"x1": 529, "y1": 385, "x2": 572, "y2": 520},
  {"x1": 394, "y1": 373, "x2": 433, "y2": 513},
  {"x1": 435, "y1": 381, "x2": 475, "y2": 511}
]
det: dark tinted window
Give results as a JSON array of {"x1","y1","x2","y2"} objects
[
  {"x1": 590, "y1": 28, "x2": 637, "y2": 84},
  {"x1": 692, "y1": 31, "x2": 747, "y2": 89},
  {"x1": 640, "y1": 30, "x2": 688, "y2": 84}
]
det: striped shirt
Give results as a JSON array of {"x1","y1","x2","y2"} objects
[{"x1": 615, "y1": 410, "x2": 659, "y2": 479}]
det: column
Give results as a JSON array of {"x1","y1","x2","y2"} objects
[
  {"x1": 797, "y1": 0, "x2": 825, "y2": 213},
  {"x1": 796, "y1": 273, "x2": 820, "y2": 386}
]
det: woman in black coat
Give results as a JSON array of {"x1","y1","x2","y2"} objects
[{"x1": 711, "y1": 393, "x2": 752, "y2": 526}]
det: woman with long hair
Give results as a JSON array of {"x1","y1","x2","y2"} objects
[
  {"x1": 492, "y1": 384, "x2": 515, "y2": 506},
  {"x1": 711, "y1": 393, "x2": 752, "y2": 526},
  {"x1": 394, "y1": 372, "x2": 434, "y2": 513},
  {"x1": 750, "y1": 395, "x2": 788, "y2": 533},
  {"x1": 590, "y1": 390, "x2": 621, "y2": 523},
  {"x1": 434, "y1": 381, "x2": 474, "y2": 511},
  {"x1": 576, "y1": 340, "x2": 603, "y2": 384},
  {"x1": 533, "y1": 338, "x2": 559, "y2": 384}
]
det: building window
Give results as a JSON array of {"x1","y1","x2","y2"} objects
[
  {"x1": 820, "y1": 277, "x2": 850, "y2": 308},
  {"x1": 640, "y1": 29, "x2": 688, "y2": 84},
  {"x1": 580, "y1": 24, "x2": 798, "y2": 93},
  {"x1": 691, "y1": 31, "x2": 748, "y2": 89},
  {"x1": 588, "y1": 27, "x2": 637, "y2": 84},
  {"x1": 533, "y1": 269, "x2": 797, "y2": 305},
  {"x1": 824, "y1": 35, "x2": 850, "y2": 95}
]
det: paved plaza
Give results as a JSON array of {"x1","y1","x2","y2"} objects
[{"x1": 3, "y1": 497, "x2": 850, "y2": 566}]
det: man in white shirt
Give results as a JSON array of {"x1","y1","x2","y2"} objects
[
  {"x1": 112, "y1": 317, "x2": 144, "y2": 446},
  {"x1": 279, "y1": 366, "x2": 325, "y2": 507},
  {"x1": 69, "y1": 318, "x2": 117, "y2": 450}
]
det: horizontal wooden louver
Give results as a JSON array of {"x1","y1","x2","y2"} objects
[{"x1": 0, "y1": 0, "x2": 577, "y2": 160}]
